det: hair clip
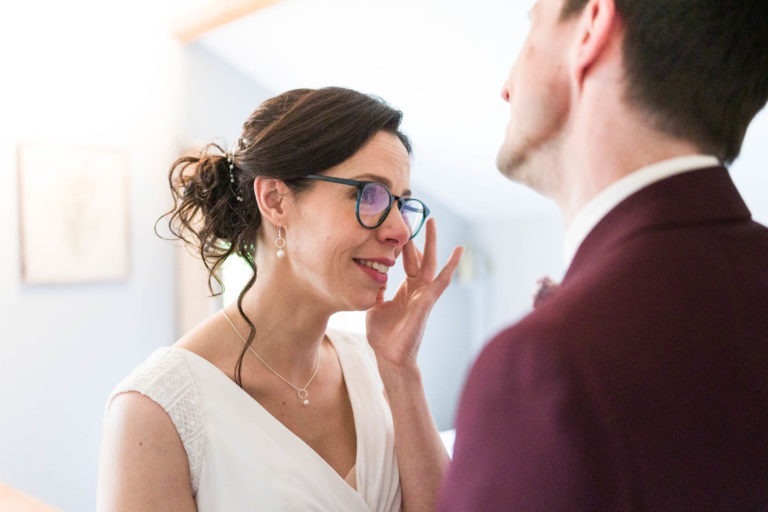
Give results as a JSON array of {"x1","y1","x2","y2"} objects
[{"x1": 227, "y1": 144, "x2": 243, "y2": 202}]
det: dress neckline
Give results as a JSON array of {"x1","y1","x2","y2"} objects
[{"x1": 168, "y1": 330, "x2": 362, "y2": 492}]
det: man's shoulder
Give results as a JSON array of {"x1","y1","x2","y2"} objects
[
  {"x1": 470, "y1": 270, "x2": 629, "y2": 381},
  {"x1": 469, "y1": 310, "x2": 575, "y2": 387}
]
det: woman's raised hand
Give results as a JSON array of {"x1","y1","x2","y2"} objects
[{"x1": 366, "y1": 218, "x2": 463, "y2": 369}]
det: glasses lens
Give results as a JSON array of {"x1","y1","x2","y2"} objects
[
  {"x1": 400, "y1": 199, "x2": 427, "y2": 237},
  {"x1": 358, "y1": 183, "x2": 392, "y2": 227}
]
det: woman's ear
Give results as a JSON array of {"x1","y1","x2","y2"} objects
[
  {"x1": 253, "y1": 176, "x2": 292, "y2": 227},
  {"x1": 573, "y1": 0, "x2": 617, "y2": 87}
]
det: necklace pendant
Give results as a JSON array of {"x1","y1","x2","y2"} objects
[
  {"x1": 298, "y1": 388, "x2": 310, "y2": 407},
  {"x1": 222, "y1": 310, "x2": 320, "y2": 408}
]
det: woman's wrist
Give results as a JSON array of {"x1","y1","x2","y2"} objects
[{"x1": 375, "y1": 356, "x2": 422, "y2": 383}]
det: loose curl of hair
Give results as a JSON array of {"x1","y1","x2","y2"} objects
[{"x1": 157, "y1": 87, "x2": 411, "y2": 385}]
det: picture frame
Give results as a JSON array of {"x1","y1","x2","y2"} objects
[{"x1": 17, "y1": 142, "x2": 130, "y2": 284}]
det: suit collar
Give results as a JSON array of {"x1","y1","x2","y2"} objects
[
  {"x1": 565, "y1": 166, "x2": 751, "y2": 280},
  {"x1": 564, "y1": 156, "x2": 721, "y2": 266}
]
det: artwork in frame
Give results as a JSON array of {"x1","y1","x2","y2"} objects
[{"x1": 17, "y1": 142, "x2": 130, "y2": 284}]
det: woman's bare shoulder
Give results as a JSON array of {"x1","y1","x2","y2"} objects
[{"x1": 98, "y1": 392, "x2": 196, "y2": 511}]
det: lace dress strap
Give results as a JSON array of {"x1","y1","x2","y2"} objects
[{"x1": 107, "y1": 347, "x2": 206, "y2": 495}]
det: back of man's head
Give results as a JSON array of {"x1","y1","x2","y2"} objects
[{"x1": 560, "y1": 0, "x2": 768, "y2": 164}]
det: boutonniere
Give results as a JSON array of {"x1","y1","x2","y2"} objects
[{"x1": 533, "y1": 277, "x2": 559, "y2": 308}]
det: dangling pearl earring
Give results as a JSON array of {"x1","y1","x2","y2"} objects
[{"x1": 275, "y1": 226, "x2": 286, "y2": 259}]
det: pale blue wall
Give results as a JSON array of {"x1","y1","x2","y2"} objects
[{"x1": 0, "y1": 10, "x2": 184, "y2": 511}]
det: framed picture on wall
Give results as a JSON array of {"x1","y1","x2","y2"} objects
[{"x1": 17, "y1": 142, "x2": 130, "y2": 284}]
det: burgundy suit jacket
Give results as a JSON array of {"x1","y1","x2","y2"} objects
[{"x1": 438, "y1": 167, "x2": 768, "y2": 511}]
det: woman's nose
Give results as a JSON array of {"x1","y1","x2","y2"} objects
[{"x1": 377, "y1": 206, "x2": 410, "y2": 247}]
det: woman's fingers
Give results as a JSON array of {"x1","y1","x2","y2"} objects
[
  {"x1": 398, "y1": 218, "x2": 463, "y2": 300},
  {"x1": 432, "y1": 246, "x2": 464, "y2": 295},
  {"x1": 375, "y1": 286, "x2": 386, "y2": 305},
  {"x1": 402, "y1": 240, "x2": 420, "y2": 278},
  {"x1": 419, "y1": 218, "x2": 438, "y2": 280}
]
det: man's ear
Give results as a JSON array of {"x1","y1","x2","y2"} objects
[
  {"x1": 573, "y1": 0, "x2": 617, "y2": 86},
  {"x1": 253, "y1": 176, "x2": 291, "y2": 227}
]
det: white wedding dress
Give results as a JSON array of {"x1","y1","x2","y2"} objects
[{"x1": 106, "y1": 329, "x2": 402, "y2": 511}]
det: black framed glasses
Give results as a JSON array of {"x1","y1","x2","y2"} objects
[{"x1": 305, "y1": 174, "x2": 430, "y2": 240}]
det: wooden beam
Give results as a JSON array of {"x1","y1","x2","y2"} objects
[
  {"x1": 0, "y1": 483, "x2": 62, "y2": 512},
  {"x1": 172, "y1": 0, "x2": 283, "y2": 44}
]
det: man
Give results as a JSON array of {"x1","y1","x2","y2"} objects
[{"x1": 437, "y1": 0, "x2": 768, "y2": 510}]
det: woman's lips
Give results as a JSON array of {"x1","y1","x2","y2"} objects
[{"x1": 354, "y1": 258, "x2": 391, "y2": 285}]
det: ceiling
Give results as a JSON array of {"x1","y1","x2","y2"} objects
[
  {"x1": 195, "y1": 0, "x2": 768, "y2": 223},
  {"x1": 195, "y1": 0, "x2": 554, "y2": 222}
]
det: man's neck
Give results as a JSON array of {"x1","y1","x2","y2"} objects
[{"x1": 554, "y1": 102, "x2": 703, "y2": 225}]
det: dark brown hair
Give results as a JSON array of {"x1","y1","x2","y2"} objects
[
  {"x1": 158, "y1": 87, "x2": 411, "y2": 383},
  {"x1": 560, "y1": 0, "x2": 768, "y2": 163}
]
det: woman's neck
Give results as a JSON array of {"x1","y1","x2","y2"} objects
[{"x1": 226, "y1": 276, "x2": 331, "y2": 377}]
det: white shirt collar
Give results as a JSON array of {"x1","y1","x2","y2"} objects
[{"x1": 563, "y1": 154, "x2": 721, "y2": 267}]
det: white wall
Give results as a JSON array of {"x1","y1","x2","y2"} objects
[
  {"x1": 411, "y1": 192, "x2": 474, "y2": 430},
  {"x1": 468, "y1": 207, "x2": 566, "y2": 352},
  {"x1": 182, "y1": 43, "x2": 276, "y2": 148},
  {"x1": 732, "y1": 108, "x2": 768, "y2": 223},
  {"x1": 0, "y1": 3, "x2": 186, "y2": 510}
]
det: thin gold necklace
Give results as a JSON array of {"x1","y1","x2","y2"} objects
[{"x1": 221, "y1": 310, "x2": 320, "y2": 407}]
